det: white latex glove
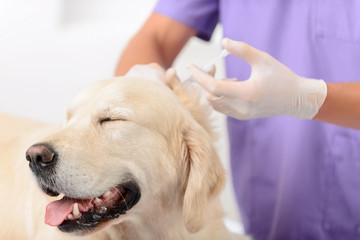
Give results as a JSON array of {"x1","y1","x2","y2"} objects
[
  {"x1": 187, "y1": 38, "x2": 327, "y2": 120},
  {"x1": 125, "y1": 63, "x2": 167, "y2": 85}
]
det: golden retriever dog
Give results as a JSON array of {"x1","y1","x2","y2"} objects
[{"x1": 0, "y1": 65, "x2": 248, "y2": 240}]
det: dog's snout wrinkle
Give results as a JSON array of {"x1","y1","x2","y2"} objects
[{"x1": 26, "y1": 143, "x2": 57, "y2": 168}]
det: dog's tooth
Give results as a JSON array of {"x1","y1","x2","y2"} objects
[
  {"x1": 102, "y1": 190, "x2": 111, "y2": 197},
  {"x1": 67, "y1": 214, "x2": 74, "y2": 220},
  {"x1": 99, "y1": 206, "x2": 107, "y2": 214},
  {"x1": 73, "y1": 203, "x2": 80, "y2": 217},
  {"x1": 94, "y1": 197, "x2": 102, "y2": 204}
]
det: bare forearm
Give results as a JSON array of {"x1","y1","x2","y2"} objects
[
  {"x1": 314, "y1": 82, "x2": 360, "y2": 129},
  {"x1": 114, "y1": 13, "x2": 196, "y2": 76},
  {"x1": 115, "y1": 32, "x2": 166, "y2": 76}
]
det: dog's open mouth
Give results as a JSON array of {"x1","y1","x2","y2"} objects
[{"x1": 44, "y1": 182, "x2": 141, "y2": 233}]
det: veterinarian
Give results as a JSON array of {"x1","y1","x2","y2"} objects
[{"x1": 115, "y1": 1, "x2": 360, "y2": 240}]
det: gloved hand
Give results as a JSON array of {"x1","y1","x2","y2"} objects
[
  {"x1": 187, "y1": 38, "x2": 327, "y2": 120},
  {"x1": 125, "y1": 63, "x2": 167, "y2": 85}
]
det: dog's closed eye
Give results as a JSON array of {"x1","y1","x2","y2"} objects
[
  {"x1": 99, "y1": 117, "x2": 127, "y2": 125},
  {"x1": 99, "y1": 117, "x2": 112, "y2": 124},
  {"x1": 96, "y1": 107, "x2": 133, "y2": 126}
]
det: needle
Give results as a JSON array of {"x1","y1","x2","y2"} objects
[{"x1": 184, "y1": 49, "x2": 229, "y2": 83}]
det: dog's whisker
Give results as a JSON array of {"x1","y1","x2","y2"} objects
[{"x1": 115, "y1": 187, "x2": 129, "y2": 210}]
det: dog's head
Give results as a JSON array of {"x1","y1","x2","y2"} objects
[{"x1": 25, "y1": 64, "x2": 225, "y2": 236}]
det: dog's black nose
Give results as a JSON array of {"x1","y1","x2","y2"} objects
[{"x1": 26, "y1": 144, "x2": 56, "y2": 168}]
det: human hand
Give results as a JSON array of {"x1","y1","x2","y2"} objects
[
  {"x1": 187, "y1": 38, "x2": 327, "y2": 120},
  {"x1": 125, "y1": 63, "x2": 167, "y2": 85}
]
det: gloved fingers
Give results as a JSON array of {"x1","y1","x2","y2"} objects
[
  {"x1": 204, "y1": 91, "x2": 223, "y2": 102},
  {"x1": 125, "y1": 63, "x2": 166, "y2": 84},
  {"x1": 222, "y1": 38, "x2": 264, "y2": 66},
  {"x1": 207, "y1": 95, "x2": 248, "y2": 119},
  {"x1": 163, "y1": 68, "x2": 179, "y2": 87},
  {"x1": 147, "y1": 62, "x2": 165, "y2": 71},
  {"x1": 187, "y1": 64, "x2": 243, "y2": 97},
  {"x1": 205, "y1": 64, "x2": 216, "y2": 77},
  {"x1": 189, "y1": 64, "x2": 252, "y2": 98},
  {"x1": 203, "y1": 92, "x2": 231, "y2": 114},
  {"x1": 187, "y1": 64, "x2": 222, "y2": 97}
]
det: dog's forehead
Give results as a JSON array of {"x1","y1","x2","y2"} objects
[{"x1": 67, "y1": 77, "x2": 181, "y2": 119}]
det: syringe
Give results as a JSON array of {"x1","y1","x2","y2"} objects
[{"x1": 184, "y1": 49, "x2": 229, "y2": 83}]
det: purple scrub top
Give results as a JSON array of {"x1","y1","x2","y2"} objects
[{"x1": 154, "y1": 1, "x2": 360, "y2": 239}]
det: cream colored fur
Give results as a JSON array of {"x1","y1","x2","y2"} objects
[{"x1": 0, "y1": 65, "x2": 248, "y2": 240}]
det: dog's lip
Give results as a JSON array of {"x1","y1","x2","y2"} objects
[
  {"x1": 45, "y1": 186, "x2": 126, "y2": 226},
  {"x1": 42, "y1": 184, "x2": 60, "y2": 197},
  {"x1": 50, "y1": 181, "x2": 141, "y2": 233}
]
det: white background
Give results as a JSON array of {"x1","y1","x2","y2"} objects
[{"x1": 0, "y1": 0, "x2": 240, "y2": 223}]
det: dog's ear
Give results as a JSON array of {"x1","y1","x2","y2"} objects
[
  {"x1": 164, "y1": 67, "x2": 225, "y2": 232},
  {"x1": 164, "y1": 68, "x2": 215, "y2": 135},
  {"x1": 181, "y1": 120, "x2": 225, "y2": 233}
]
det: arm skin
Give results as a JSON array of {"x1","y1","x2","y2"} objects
[
  {"x1": 314, "y1": 82, "x2": 360, "y2": 130},
  {"x1": 114, "y1": 13, "x2": 197, "y2": 76}
]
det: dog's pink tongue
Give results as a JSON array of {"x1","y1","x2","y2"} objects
[{"x1": 45, "y1": 198, "x2": 92, "y2": 226}]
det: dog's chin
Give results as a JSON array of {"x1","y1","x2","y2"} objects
[{"x1": 38, "y1": 181, "x2": 141, "y2": 235}]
